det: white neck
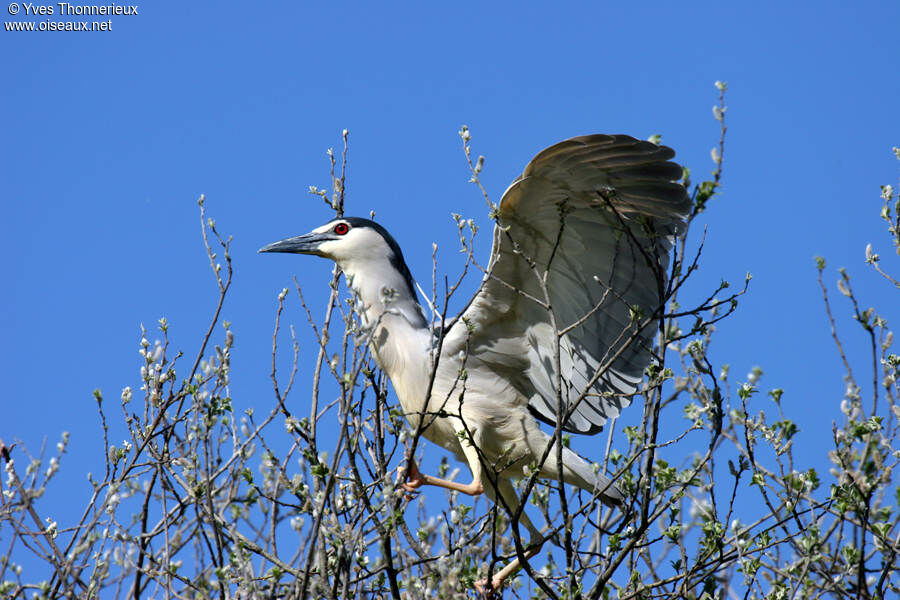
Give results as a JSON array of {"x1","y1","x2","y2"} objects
[{"x1": 340, "y1": 257, "x2": 432, "y2": 399}]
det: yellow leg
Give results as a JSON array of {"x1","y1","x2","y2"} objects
[
  {"x1": 404, "y1": 418, "x2": 486, "y2": 495},
  {"x1": 401, "y1": 457, "x2": 484, "y2": 495}
]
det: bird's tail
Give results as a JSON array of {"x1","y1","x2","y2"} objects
[{"x1": 558, "y1": 447, "x2": 625, "y2": 507}]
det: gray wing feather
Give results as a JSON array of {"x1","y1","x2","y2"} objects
[{"x1": 447, "y1": 134, "x2": 690, "y2": 435}]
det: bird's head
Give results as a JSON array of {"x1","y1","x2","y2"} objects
[
  {"x1": 259, "y1": 217, "x2": 385, "y2": 263},
  {"x1": 259, "y1": 217, "x2": 418, "y2": 299}
]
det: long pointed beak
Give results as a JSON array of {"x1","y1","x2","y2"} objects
[{"x1": 258, "y1": 232, "x2": 326, "y2": 255}]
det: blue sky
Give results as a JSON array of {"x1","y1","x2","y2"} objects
[{"x1": 3, "y1": 0, "x2": 899, "y2": 584}]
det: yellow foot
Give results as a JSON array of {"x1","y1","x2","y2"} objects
[
  {"x1": 473, "y1": 576, "x2": 502, "y2": 597},
  {"x1": 399, "y1": 457, "x2": 484, "y2": 495},
  {"x1": 400, "y1": 458, "x2": 426, "y2": 493}
]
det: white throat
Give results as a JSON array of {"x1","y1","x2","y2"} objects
[{"x1": 338, "y1": 257, "x2": 432, "y2": 396}]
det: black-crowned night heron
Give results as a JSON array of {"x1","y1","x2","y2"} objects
[{"x1": 261, "y1": 134, "x2": 690, "y2": 590}]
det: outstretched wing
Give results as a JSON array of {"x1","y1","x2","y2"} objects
[{"x1": 445, "y1": 134, "x2": 690, "y2": 435}]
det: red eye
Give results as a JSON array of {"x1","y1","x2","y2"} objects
[{"x1": 333, "y1": 222, "x2": 350, "y2": 235}]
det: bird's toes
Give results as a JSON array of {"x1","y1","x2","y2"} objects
[
  {"x1": 401, "y1": 479, "x2": 423, "y2": 494},
  {"x1": 473, "y1": 577, "x2": 502, "y2": 597}
]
